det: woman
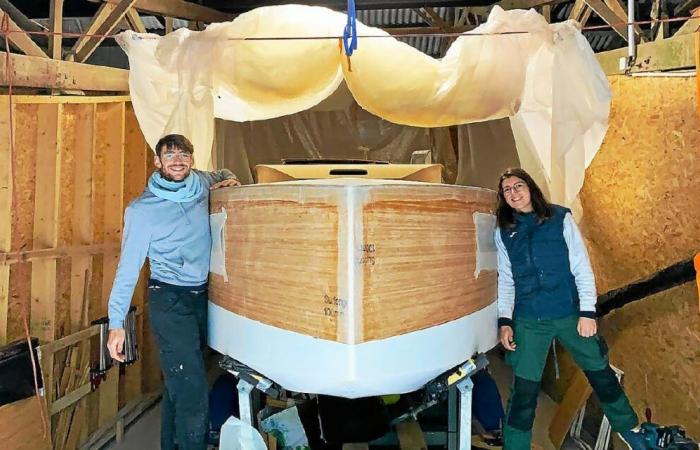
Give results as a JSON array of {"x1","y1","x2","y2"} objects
[{"x1": 494, "y1": 168, "x2": 646, "y2": 450}]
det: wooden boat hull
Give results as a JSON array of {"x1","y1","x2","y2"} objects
[{"x1": 207, "y1": 179, "x2": 499, "y2": 396}]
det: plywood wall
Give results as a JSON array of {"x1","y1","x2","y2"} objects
[
  {"x1": 0, "y1": 96, "x2": 161, "y2": 449},
  {"x1": 576, "y1": 76, "x2": 700, "y2": 436}
]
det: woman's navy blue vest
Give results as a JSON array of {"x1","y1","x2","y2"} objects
[{"x1": 499, "y1": 205, "x2": 579, "y2": 320}]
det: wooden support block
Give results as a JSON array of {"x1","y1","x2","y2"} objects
[
  {"x1": 115, "y1": 417, "x2": 125, "y2": 442},
  {"x1": 548, "y1": 368, "x2": 593, "y2": 449},
  {"x1": 396, "y1": 420, "x2": 428, "y2": 450}
]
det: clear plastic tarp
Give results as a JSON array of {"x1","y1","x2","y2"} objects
[{"x1": 117, "y1": 4, "x2": 611, "y2": 210}]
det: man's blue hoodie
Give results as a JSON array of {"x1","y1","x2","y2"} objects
[{"x1": 107, "y1": 169, "x2": 234, "y2": 329}]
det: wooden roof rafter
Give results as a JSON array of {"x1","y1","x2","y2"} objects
[
  {"x1": 68, "y1": 0, "x2": 138, "y2": 63},
  {"x1": 0, "y1": 9, "x2": 48, "y2": 58},
  {"x1": 93, "y1": 0, "x2": 235, "y2": 23}
]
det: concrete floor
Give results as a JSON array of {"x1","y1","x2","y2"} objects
[
  {"x1": 103, "y1": 352, "x2": 565, "y2": 450},
  {"x1": 105, "y1": 404, "x2": 161, "y2": 450}
]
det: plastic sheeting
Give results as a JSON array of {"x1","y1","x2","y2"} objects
[
  {"x1": 214, "y1": 103, "x2": 459, "y2": 185},
  {"x1": 117, "y1": 4, "x2": 610, "y2": 208}
]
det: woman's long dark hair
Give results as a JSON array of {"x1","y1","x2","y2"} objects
[{"x1": 496, "y1": 168, "x2": 552, "y2": 229}]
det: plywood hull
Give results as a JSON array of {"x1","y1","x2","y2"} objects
[
  {"x1": 208, "y1": 179, "x2": 498, "y2": 345},
  {"x1": 208, "y1": 179, "x2": 498, "y2": 395}
]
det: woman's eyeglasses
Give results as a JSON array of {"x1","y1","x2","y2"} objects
[{"x1": 502, "y1": 182, "x2": 526, "y2": 197}]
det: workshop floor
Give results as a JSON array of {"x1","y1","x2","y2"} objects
[{"x1": 105, "y1": 352, "x2": 564, "y2": 450}]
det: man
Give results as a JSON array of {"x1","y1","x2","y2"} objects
[{"x1": 107, "y1": 134, "x2": 240, "y2": 450}]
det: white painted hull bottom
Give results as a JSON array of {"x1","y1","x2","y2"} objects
[{"x1": 208, "y1": 301, "x2": 499, "y2": 398}]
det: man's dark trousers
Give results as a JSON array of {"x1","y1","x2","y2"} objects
[{"x1": 148, "y1": 279, "x2": 209, "y2": 450}]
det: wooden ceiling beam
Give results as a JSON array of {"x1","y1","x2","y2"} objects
[
  {"x1": 495, "y1": 0, "x2": 568, "y2": 10},
  {"x1": 0, "y1": 50, "x2": 128, "y2": 91},
  {"x1": 95, "y1": 0, "x2": 234, "y2": 23},
  {"x1": 596, "y1": 32, "x2": 695, "y2": 75}
]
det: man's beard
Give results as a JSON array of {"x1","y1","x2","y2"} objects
[{"x1": 159, "y1": 167, "x2": 191, "y2": 182}]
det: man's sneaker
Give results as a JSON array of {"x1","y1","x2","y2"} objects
[{"x1": 619, "y1": 428, "x2": 650, "y2": 450}]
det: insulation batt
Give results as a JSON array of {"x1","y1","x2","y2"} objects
[{"x1": 117, "y1": 5, "x2": 610, "y2": 209}]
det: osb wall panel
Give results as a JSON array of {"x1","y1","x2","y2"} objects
[
  {"x1": 561, "y1": 76, "x2": 700, "y2": 435},
  {"x1": 600, "y1": 284, "x2": 700, "y2": 433},
  {"x1": 579, "y1": 76, "x2": 700, "y2": 291}
]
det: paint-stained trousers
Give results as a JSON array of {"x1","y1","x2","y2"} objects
[
  {"x1": 148, "y1": 279, "x2": 209, "y2": 450},
  {"x1": 504, "y1": 315, "x2": 638, "y2": 450}
]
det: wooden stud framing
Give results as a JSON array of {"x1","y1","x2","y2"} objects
[
  {"x1": 122, "y1": 104, "x2": 147, "y2": 405},
  {"x1": 0, "y1": 94, "x2": 157, "y2": 448},
  {"x1": 30, "y1": 103, "x2": 62, "y2": 342},
  {"x1": 95, "y1": 101, "x2": 126, "y2": 430},
  {"x1": 68, "y1": 104, "x2": 95, "y2": 334},
  {"x1": 0, "y1": 10, "x2": 48, "y2": 58},
  {"x1": 49, "y1": 0, "x2": 65, "y2": 60},
  {"x1": 0, "y1": 99, "x2": 9, "y2": 344}
]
